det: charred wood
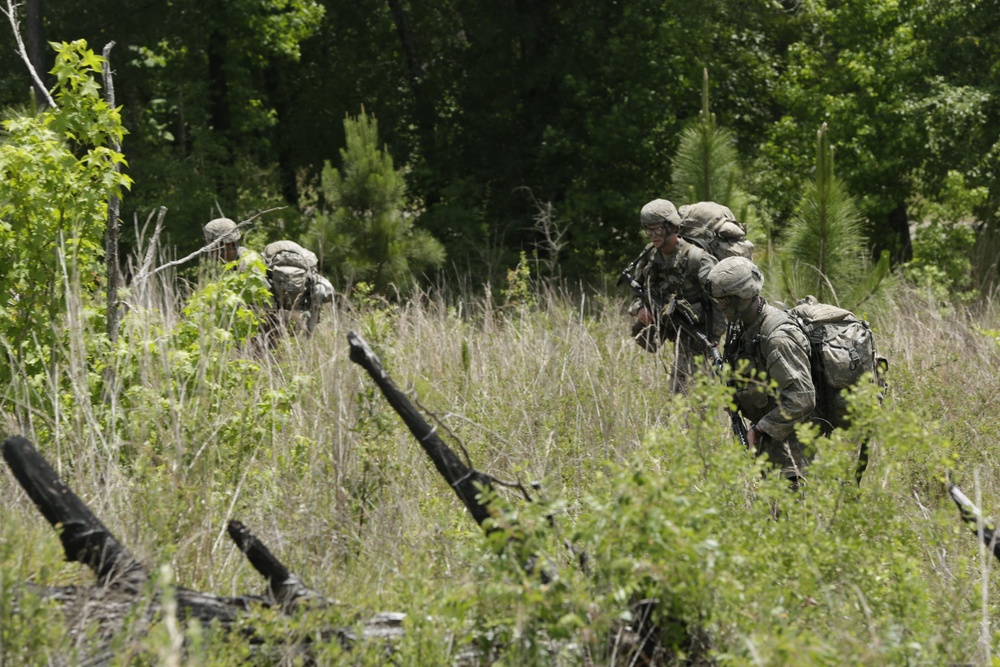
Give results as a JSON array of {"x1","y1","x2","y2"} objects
[
  {"x1": 1, "y1": 435, "x2": 404, "y2": 663},
  {"x1": 2, "y1": 435, "x2": 146, "y2": 591},
  {"x1": 347, "y1": 331, "x2": 498, "y2": 528},
  {"x1": 227, "y1": 519, "x2": 328, "y2": 611}
]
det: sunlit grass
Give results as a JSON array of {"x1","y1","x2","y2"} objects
[{"x1": 2, "y1": 274, "x2": 1000, "y2": 664}]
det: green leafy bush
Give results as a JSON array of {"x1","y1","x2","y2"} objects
[{"x1": 0, "y1": 40, "x2": 132, "y2": 391}]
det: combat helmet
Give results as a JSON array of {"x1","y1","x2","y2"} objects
[
  {"x1": 705, "y1": 257, "x2": 764, "y2": 300},
  {"x1": 203, "y1": 217, "x2": 240, "y2": 245},
  {"x1": 639, "y1": 199, "x2": 681, "y2": 230}
]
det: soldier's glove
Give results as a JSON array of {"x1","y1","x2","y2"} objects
[{"x1": 631, "y1": 320, "x2": 659, "y2": 352}]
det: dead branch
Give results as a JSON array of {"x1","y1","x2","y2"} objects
[
  {"x1": 3, "y1": 0, "x2": 56, "y2": 109},
  {"x1": 137, "y1": 206, "x2": 285, "y2": 281}
]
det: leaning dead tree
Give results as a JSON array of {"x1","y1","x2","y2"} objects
[
  {"x1": 348, "y1": 330, "x2": 561, "y2": 577},
  {"x1": 0, "y1": 435, "x2": 404, "y2": 664},
  {"x1": 347, "y1": 331, "x2": 502, "y2": 528},
  {"x1": 347, "y1": 331, "x2": 715, "y2": 666}
]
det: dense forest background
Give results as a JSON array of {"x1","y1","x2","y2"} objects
[
  {"x1": 4, "y1": 0, "x2": 1000, "y2": 289},
  {"x1": 8, "y1": 2, "x2": 1000, "y2": 664}
]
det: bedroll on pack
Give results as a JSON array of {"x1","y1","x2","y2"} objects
[
  {"x1": 790, "y1": 296, "x2": 888, "y2": 430},
  {"x1": 677, "y1": 201, "x2": 754, "y2": 261},
  {"x1": 262, "y1": 240, "x2": 318, "y2": 311}
]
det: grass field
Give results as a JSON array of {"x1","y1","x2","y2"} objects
[{"x1": 3, "y1": 274, "x2": 1000, "y2": 665}]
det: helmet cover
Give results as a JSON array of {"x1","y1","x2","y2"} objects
[
  {"x1": 639, "y1": 199, "x2": 681, "y2": 229},
  {"x1": 706, "y1": 257, "x2": 764, "y2": 300}
]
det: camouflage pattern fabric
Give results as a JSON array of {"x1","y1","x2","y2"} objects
[
  {"x1": 728, "y1": 301, "x2": 817, "y2": 478},
  {"x1": 627, "y1": 239, "x2": 725, "y2": 342}
]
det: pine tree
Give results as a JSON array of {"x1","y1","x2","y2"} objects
[
  {"x1": 670, "y1": 69, "x2": 750, "y2": 215},
  {"x1": 306, "y1": 109, "x2": 445, "y2": 293},
  {"x1": 780, "y1": 123, "x2": 888, "y2": 307},
  {"x1": 669, "y1": 69, "x2": 766, "y2": 256}
]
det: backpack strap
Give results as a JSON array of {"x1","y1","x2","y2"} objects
[{"x1": 679, "y1": 234, "x2": 713, "y2": 256}]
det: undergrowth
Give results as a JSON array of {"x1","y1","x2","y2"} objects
[{"x1": 2, "y1": 275, "x2": 1000, "y2": 666}]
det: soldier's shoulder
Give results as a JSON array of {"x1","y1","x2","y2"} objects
[
  {"x1": 758, "y1": 305, "x2": 798, "y2": 335},
  {"x1": 678, "y1": 238, "x2": 715, "y2": 264},
  {"x1": 764, "y1": 308, "x2": 810, "y2": 348}
]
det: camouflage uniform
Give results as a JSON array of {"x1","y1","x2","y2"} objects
[
  {"x1": 261, "y1": 240, "x2": 334, "y2": 336},
  {"x1": 727, "y1": 300, "x2": 816, "y2": 479},
  {"x1": 629, "y1": 239, "x2": 724, "y2": 385}
]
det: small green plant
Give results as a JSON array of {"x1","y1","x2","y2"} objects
[
  {"x1": 780, "y1": 123, "x2": 887, "y2": 308},
  {"x1": 905, "y1": 170, "x2": 985, "y2": 303},
  {"x1": 670, "y1": 69, "x2": 753, "y2": 216},
  {"x1": 501, "y1": 251, "x2": 536, "y2": 311}
]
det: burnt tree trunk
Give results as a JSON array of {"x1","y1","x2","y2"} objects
[
  {"x1": 1, "y1": 436, "x2": 403, "y2": 664},
  {"x1": 227, "y1": 520, "x2": 326, "y2": 610},
  {"x1": 347, "y1": 331, "x2": 499, "y2": 528},
  {"x1": 2, "y1": 435, "x2": 146, "y2": 590}
]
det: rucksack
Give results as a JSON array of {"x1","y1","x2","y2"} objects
[
  {"x1": 677, "y1": 201, "x2": 754, "y2": 261},
  {"x1": 262, "y1": 240, "x2": 318, "y2": 312},
  {"x1": 789, "y1": 296, "x2": 889, "y2": 431}
]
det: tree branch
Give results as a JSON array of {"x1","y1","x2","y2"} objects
[
  {"x1": 136, "y1": 206, "x2": 284, "y2": 281},
  {"x1": 3, "y1": 0, "x2": 57, "y2": 109}
]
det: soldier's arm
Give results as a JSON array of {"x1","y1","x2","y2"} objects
[{"x1": 756, "y1": 330, "x2": 816, "y2": 441}]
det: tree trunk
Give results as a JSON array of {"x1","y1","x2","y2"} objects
[
  {"x1": 887, "y1": 201, "x2": 912, "y2": 263},
  {"x1": 347, "y1": 331, "x2": 499, "y2": 528},
  {"x1": 103, "y1": 42, "x2": 122, "y2": 349},
  {"x1": 0, "y1": 435, "x2": 404, "y2": 664}
]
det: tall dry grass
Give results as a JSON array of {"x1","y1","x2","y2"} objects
[{"x1": 4, "y1": 269, "x2": 1000, "y2": 663}]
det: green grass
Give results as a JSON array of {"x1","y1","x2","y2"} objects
[{"x1": 3, "y1": 276, "x2": 1000, "y2": 665}]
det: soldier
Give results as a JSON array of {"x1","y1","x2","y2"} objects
[
  {"x1": 262, "y1": 240, "x2": 334, "y2": 335},
  {"x1": 202, "y1": 217, "x2": 246, "y2": 263},
  {"x1": 627, "y1": 198, "x2": 725, "y2": 391},
  {"x1": 704, "y1": 257, "x2": 816, "y2": 486}
]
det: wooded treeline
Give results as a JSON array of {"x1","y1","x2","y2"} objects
[{"x1": 4, "y1": 0, "x2": 999, "y2": 284}]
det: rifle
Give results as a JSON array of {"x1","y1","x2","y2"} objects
[
  {"x1": 618, "y1": 251, "x2": 662, "y2": 323},
  {"x1": 619, "y1": 258, "x2": 750, "y2": 448},
  {"x1": 675, "y1": 311, "x2": 750, "y2": 450}
]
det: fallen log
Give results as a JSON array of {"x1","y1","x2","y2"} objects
[{"x1": 1, "y1": 435, "x2": 404, "y2": 663}]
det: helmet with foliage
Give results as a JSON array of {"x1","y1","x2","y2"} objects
[
  {"x1": 203, "y1": 217, "x2": 240, "y2": 244},
  {"x1": 639, "y1": 199, "x2": 681, "y2": 230},
  {"x1": 705, "y1": 257, "x2": 764, "y2": 300}
]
